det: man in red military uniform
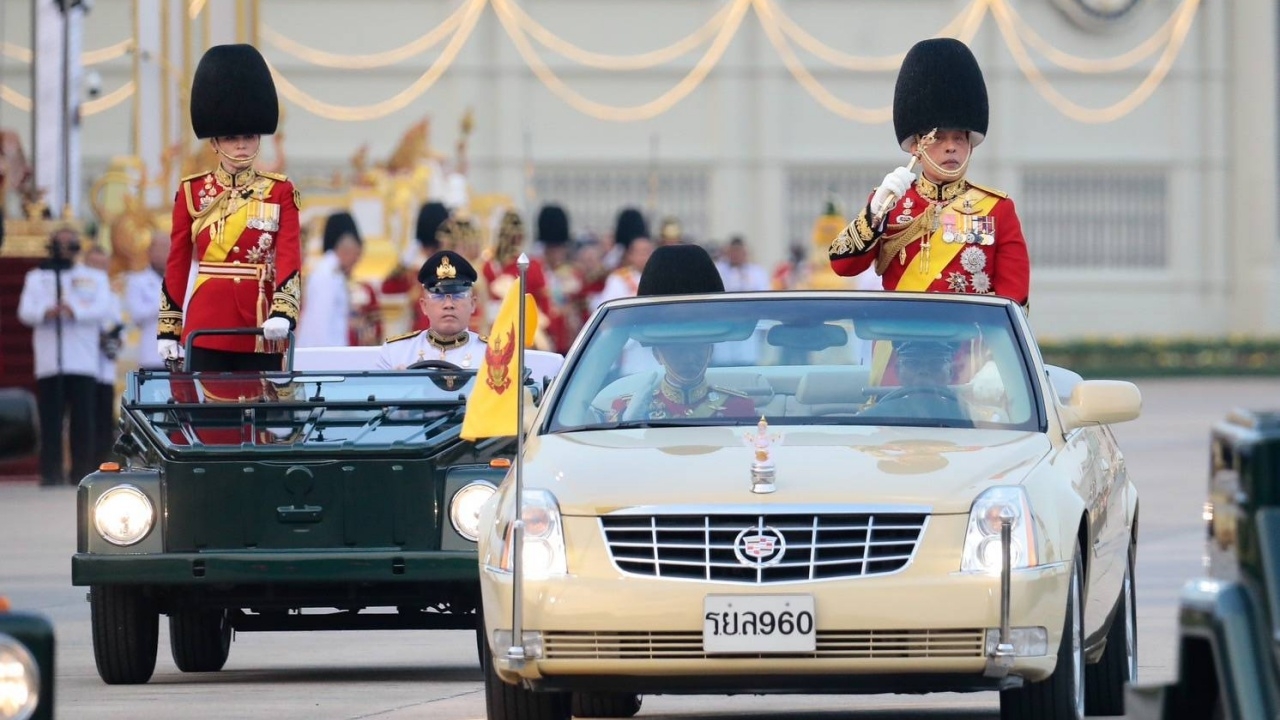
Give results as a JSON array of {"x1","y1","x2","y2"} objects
[
  {"x1": 828, "y1": 38, "x2": 1030, "y2": 310},
  {"x1": 157, "y1": 44, "x2": 301, "y2": 372},
  {"x1": 481, "y1": 209, "x2": 556, "y2": 349},
  {"x1": 607, "y1": 244, "x2": 754, "y2": 421}
]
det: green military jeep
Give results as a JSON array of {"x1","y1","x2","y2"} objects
[
  {"x1": 72, "y1": 340, "x2": 561, "y2": 685},
  {"x1": 1127, "y1": 409, "x2": 1280, "y2": 720}
]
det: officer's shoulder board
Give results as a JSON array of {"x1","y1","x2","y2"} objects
[
  {"x1": 711, "y1": 385, "x2": 751, "y2": 399},
  {"x1": 477, "y1": 335, "x2": 488, "y2": 343},
  {"x1": 965, "y1": 181, "x2": 1009, "y2": 200},
  {"x1": 257, "y1": 170, "x2": 289, "y2": 182},
  {"x1": 180, "y1": 170, "x2": 209, "y2": 184},
  {"x1": 384, "y1": 330, "x2": 419, "y2": 344}
]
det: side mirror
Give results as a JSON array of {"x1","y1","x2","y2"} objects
[
  {"x1": 0, "y1": 388, "x2": 38, "y2": 462},
  {"x1": 1061, "y1": 380, "x2": 1142, "y2": 430}
]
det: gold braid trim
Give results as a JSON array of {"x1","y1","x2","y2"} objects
[
  {"x1": 157, "y1": 285, "x2": 183, "y2": 340},
  {"x1": 270, "y1": 271, "x2": 301, "y2": 324},
  {"x1": 875, "y1": 204, "x2": 938, "y2": 276},
  {"x1": 828, "y1": 206, "x2": 877, "y2": 258}
]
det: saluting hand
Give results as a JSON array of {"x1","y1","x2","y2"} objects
[{"x1": 870, "y1": 166, "x2": 916, "y2": 215}]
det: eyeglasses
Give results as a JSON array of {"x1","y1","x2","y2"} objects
[{"x1": 427, "y1": 289, "x2": 473, "y2": 302}]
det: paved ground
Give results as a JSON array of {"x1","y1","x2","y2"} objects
[{"x1": 1, "y1": 377, "x2": 1270, "y2": 719}]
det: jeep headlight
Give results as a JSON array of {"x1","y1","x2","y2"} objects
[
  {"x1": 0, "y1": 633, "x2": 38, "y2": 720},
  {"x1": 450, "y1": 481, "x2": 497, "y2": 542},
  {"x1": 93, "y1": 485, "x2": 155, "y2": 546},
  {"x1": 960, "y1": 486, "x2": 1038, "y2": 573},
  {"x1": 498, "y1": 489, "x2": 567, "y2": 579}
]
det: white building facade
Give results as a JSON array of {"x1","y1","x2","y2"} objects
[{"x1": 0, "y1": 0, "x2": 1275, "y2": 339}]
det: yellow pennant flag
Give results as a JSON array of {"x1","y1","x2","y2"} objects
[{"x1": 461, "y1": 292, "x2": 539, "y2": 441}]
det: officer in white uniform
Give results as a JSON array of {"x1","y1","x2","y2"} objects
[
  {"x1": 297, "y1": 212, "x2": 363, "y2": 348},
  {"x1": 124, "y1": 232, "x2": 169, "y2": 370},
  {"x1": 377, "y1": 250, "x2": 487, "y2": 370},
  {"x1": 17, "y1": 229, "x2": 115, "y2": 485}
]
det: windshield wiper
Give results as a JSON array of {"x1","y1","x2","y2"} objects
[{"x1": 556, "y1": 418, "x2": 732, "y2": 433}]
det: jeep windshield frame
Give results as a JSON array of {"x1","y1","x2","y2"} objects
[{"x1": 122, "y1": 369, "x2": 482, "y2": 457}]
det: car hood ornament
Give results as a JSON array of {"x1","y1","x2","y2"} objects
[{"x1": 743, "y1": 416, "x2": 781, "y2": 494}]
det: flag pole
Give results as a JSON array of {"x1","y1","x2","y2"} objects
[{"x1": 507, "y1": 253, "x2": 530, "y2": 664}]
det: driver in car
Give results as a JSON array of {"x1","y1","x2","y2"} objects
[
  {"x1": 377, "y1": 250, "x2": 488, "y2": 370},
  {"x1": 859, "y1": 340, "x2": 971, "y2": 420},
  {"x1": 606, "y1": 244, "x2": 754, "y2": 421}
]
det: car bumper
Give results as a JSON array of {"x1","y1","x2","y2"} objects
[
  {"x1": 72, "y1": 550, "x2": 478, "y2": 586},
  {"x1": 480, "y1": 514, "x2": 1072, "y2": 692}
]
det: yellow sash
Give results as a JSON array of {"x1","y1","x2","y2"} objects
[
  {"x1": 190, "y1": 178, "x2": 276, "y2": 296},
  {"x1": 870, "y1": 190, "x2": 1000, "y2": 384}
]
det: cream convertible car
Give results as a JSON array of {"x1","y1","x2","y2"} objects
[{"x1": 478, "y1": 292, "x2": 1141, "y2": 720}]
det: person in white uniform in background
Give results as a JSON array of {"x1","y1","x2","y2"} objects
[
  {"x1": 713, "y1": 236, "x2": 770, "y2": 366},
  {"x1": 297, "y1": 211, "x2": 363, "y2": 348},
  {"x1": 377, "y1": 250, "x2": 487, "y2": 370},
  {"x1": 125, "y1": 231, "x2": 170, "y2": 371},
  {"x1": 17, "y1": 228, "x2": 115, "y2": 486}
]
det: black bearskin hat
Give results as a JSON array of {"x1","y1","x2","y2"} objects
[
  {"x1": 613, "y1": 207, "x2": 649, "y2": 249},
  {"x1": 637, "y1": 244, "x2": 724, "y2": 297},
  {"x1": 191, "y1": 44, "x2": 279, "y2": 140},
  {"x1": 892, "y1": 39, "x2": 988, "y2": 151},
  {"x1": 418, "y1": 249, "x2": 478, "y2": 292},
  {"x1": 537, "y1": 205, "x2": 571, "y2": 247},
  {"x1": 414, "y1": 202, "x2": 450, "y2": 251},
  {"x1": 322, "y1": 211, "x2": 361, "y2": 253}
]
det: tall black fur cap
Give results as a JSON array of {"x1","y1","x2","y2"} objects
[
  {"x1": 537, "y1": 205, "x2": 571, "y2": 246},
  {"x1": 637, "y1": 244, "x2": 724, "y2": 296},
  {"x1": 191, "y1": 44, "x2": 279, "y2": 139},
  {"x1": 614, "y1": 207, "x2": 649, "y2": 249},
  {"x1": 893, "y1": 39, "x2": 988, "y2": 151},
  {"x1": 322, "y1": 212, "x2": 361, "y2": 252},
  {"x1": 414, "y1": 202, "x2": 450, "y2": 250}
]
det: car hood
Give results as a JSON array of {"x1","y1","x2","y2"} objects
[{"x1": 524, "y1": 426, "x2": 1051, "y2": 516}]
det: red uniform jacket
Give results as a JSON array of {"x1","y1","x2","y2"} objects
[
  {"x1": 482, "y1": 256, "x2": 557, "y2": 344},
  {"x1": 828, "y1": 176, "x2": 1030, "y2": 307},
  {"x1": 158, "y1": 166, "x2": 302, "y2": 353}
]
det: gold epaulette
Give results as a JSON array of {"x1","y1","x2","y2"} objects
[
  {"x1": 712, "y1": 385, "x2": 750, "y2": 398},
  {"x1": 384, "y1": 330, "x2": 419, "y2": 343},
  {"x1": 478, "y1": 335, "x2": 488, "y2": 343},
  {"x1": 257, "y1": 170, "x2": 289, "y2": 182},
  {"x1": 180, "y1": 170, "x2": 209, "y2": 184},
  {"x1": 965, "y1": 181, "x2": 1009, "y2": 200}
]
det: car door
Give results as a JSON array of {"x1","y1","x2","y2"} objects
[{"x1": 1082, "y1": 426, "x2": 1127, "y2": 639}]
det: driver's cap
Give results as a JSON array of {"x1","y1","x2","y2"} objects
[{"x1": 418, "y1": 250, "x2": 477, "y2": 293}]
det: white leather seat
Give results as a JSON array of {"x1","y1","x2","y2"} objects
[{"x1": 793, "y1": 367, "x2": 872, "y2": 415}]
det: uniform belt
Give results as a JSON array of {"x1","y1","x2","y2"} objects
[{"x1": 197, "y1": 261, "x2": 266, "y2": 281}]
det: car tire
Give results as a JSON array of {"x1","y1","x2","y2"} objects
[
  {"x1": 484, "y1": 646, "x2": 571, "y2": 720},
  {"x1": 1085, "y1": 540, "x2": 1137, "y2": 715},
  {"x1": 169, "y1": 609, "x2": 232, "y2": 673},
  {"x1": 570, "y1": 692, "x2": 643, "y2": 718},
  {"x1": 90, "y1": 585, "x2": 159, "y2": 685},
  {"x1": 999, "y1": 545, "x2": 1085, "y2": 720}
]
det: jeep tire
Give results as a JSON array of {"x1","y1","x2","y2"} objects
[
  {"x1": 90, "y1": 584, "x2": 159, "y2": 685},
  {"x1": 170, "y1": 608, "x2": 232, "y2": 672}
]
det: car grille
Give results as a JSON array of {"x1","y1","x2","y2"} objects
[
  {"x1": 543, "y1": 629, "x2": 984, "y2": 660},
  {"x1": 600, "y1": 513, "x2": 928, "y2": 583}
]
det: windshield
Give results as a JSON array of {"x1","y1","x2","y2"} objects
[
  {"x1": 126, "y1": 371, "x2": 478, "y2": 450},
  {"x1": 546, "y1": 297, "x2": 1042, "y2": 433}
]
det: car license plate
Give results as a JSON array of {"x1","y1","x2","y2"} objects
[{"x1": 703, "y1": 595, "x2": 816, "y2": 653}]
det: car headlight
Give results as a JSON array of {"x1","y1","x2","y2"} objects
[
  {"x1": 450, "y1": 481, "x2": 497, "y2": 542},
  {"x1": 0, "y1": 633, "x2": 39, "y2": 720},
  {"x1": 93, "y1": 485, "x2": 155, "y2": 547},
  {"x1": 960, "y1": 486, "x2": 1038, "y2": 573},
  {"x1": 497, "y1": 489, "x2": 567, "y2": 579}
]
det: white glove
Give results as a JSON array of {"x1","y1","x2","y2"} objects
[
  {"x1": 870, "y1": 166, "x2": 916, "y2": 214},
  {"x1": 157, "y1": 339, "x2": 181, "y2": 361},
  {"x1": 262, "y1": 317, "x2": 292, "y2": 341},
  {"x1": 971, "y1": 360, "x2": 1006, "y2": 404}
]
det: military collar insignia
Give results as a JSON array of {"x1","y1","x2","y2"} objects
[
  {"x1": 427, "y1": 329, "x2": 469, "y2": 351},
  {"x1": 916, "y1": 175, "x2": 968, "y2": 203},
  {"x1": 659, "y1": 378, "x2": 709, "y2": 407},
  {"x1": 213, "y1": 165, "x2": 257, "y2": 189}
]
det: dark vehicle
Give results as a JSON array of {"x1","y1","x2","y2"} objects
[
  {"x1": 71, "y1": 340, "x2": 557, "y2": 685},
  {"x1": 1127, "y1": 409, "x2": 1280, "y2": 720},
  {"x1": 0, "y1": 387, "x2": 55, "y2": 720}
]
